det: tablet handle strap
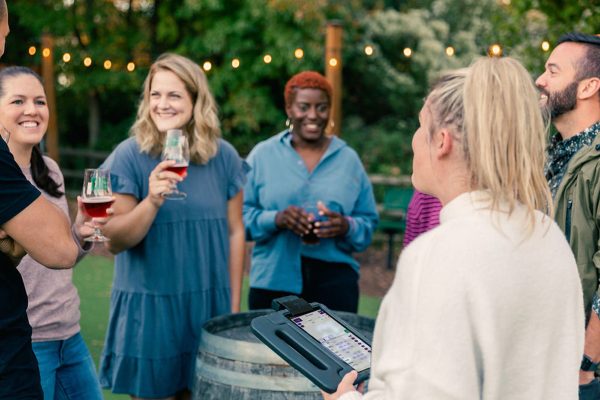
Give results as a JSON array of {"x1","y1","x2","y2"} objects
[{"x1": 271, "y1": 295, "x2": 314, "y2": 316}]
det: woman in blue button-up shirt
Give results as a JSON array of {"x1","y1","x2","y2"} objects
[{"x1": 243, "y1": 71, "x2": 379, "y2": 312}]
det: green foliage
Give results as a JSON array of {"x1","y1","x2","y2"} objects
[{"x1": 5, "y1": 0, "x2": 600, "y2": 174}]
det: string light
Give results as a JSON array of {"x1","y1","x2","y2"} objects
[
  {"x1": 541, "y1": 41, "x2": 550, "y2": 52},
  {"x1": 24, "y1": 42, "x2": 509, "y2": 73},
  {"x1": 488, "y1": 44, "x2": 503, "y2": 57}
]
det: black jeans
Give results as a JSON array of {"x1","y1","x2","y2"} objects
[
  {"x1": 248, "y1": 256, "x2": 359, "y2": 313},
  {"x1": 580, "y1": 378, "x2": 600, "y2": 400}
]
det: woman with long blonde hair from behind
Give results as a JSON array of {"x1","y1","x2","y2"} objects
[
  {"x1": 325, "y1": 57, "x2": 584, "y2": 399},
  {"x1": 98, "y1": 53, "x2": 248, "y2": 400}
]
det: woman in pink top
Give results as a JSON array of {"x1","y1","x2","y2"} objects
[
  {"x1": 0, "y1": 66, "x2": 105, "y2": 400},
  {"x1": 402, "y1": 190, "x2": 442, "y2": 247}
]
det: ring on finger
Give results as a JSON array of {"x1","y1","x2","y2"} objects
[{"x1": 157, "y1": 172, "x2": 162, "y2": 180}]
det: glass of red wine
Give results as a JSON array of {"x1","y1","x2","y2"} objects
[
  {"x1": 162, "y1": 129, "x2": 189, "y2": 200},
  {"x1": 82, "y1": 168, "x2": 114, "y2": 242}
]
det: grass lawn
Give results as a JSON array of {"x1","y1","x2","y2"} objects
[{"x1": 73, "y1": 255, "x2": 382, "y2": 400}]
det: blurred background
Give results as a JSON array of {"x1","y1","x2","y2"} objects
[{"x1": 7, "y1": 0, "x2": 599, "y2": 193}]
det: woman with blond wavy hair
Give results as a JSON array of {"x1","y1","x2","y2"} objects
[
  {"x1": 98, "y1": 53, "x2": 248, "y2": 400},
  {"x1": 325, "y1": 57, "x2": 584, "y2": 399}
]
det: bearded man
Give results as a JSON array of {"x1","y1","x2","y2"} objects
[{"x1": 537, "y1": 32, "x2": 600, "y2": 400}]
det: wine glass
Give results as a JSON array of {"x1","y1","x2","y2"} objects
[
  {"x1": 301, "y1": 201, "x2": 327, "y2": 245},
  {"x1": 81, "y1": 168, "x2": 114, "y2": 242},
  {"x1": 161, "y1": 129, "x2": 189, "y2": 200}
]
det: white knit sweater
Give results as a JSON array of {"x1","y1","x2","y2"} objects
[{"x1": 342, "y1": 191, "x2": 584, "y2": 400}]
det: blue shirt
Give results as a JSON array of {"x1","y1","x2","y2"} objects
[{"x1": 243, "y1": 130, "x2": 378, "y2": 293}]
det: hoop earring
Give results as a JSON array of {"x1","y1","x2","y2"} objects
[{"x1": 286, "y1": 118, "x2": 293, "y2": 132}]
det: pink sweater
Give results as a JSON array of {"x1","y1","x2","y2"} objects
[{"x1": 17, "y1": 156, "x2": 87, "y2": 341}]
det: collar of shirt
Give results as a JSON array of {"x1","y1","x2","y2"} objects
[{"x1": 545, "y1": 121, "x2": 600, "y2": 198}]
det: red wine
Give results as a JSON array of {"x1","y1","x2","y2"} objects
[
  {"x1": 82, "y1": 197, "x2": 114, "y2": 218},
  {"x1": 166, "y1": 164, "x2": 188, "y2": 177}
]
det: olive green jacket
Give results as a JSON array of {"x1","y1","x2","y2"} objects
[{"x1": 553, "y1": 131, "x2": 600, "y2": 314}]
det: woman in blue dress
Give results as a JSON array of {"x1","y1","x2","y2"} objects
[{"x1": 99, "y1": 53, "x2": 247, "y2": 400}]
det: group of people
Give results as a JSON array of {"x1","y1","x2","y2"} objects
[
  {"x1": 1, "y1": 0, "x2": 600, "y2": 398},
  {"x1": 0, "y1": 1, "x2": 377, "y2": 397}
]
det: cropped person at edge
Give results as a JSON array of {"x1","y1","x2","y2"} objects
[
  {"x1": 0, "y1": 1, "x2": 80, "y2": 399},
  {"x1": 325, "y1": 57, "x2": 584, "y2": 399},
  {"x1": 536, "y1": 32, "x2": 600, "y2": 399},
  {"x1": 0, "y1": 66, "x2": 104, "y2": 400}
]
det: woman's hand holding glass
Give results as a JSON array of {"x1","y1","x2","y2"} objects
[
  {"x1": 81, "y1": 168, "x2": 114, "y2": 242},
  {"x1": 74, "y1": 196, "x2": 113, "y2": 246},
  {"x1": 311, "y1": 201, "x2": 349, "y2": 239},
  {"x1": 275, "y1": 205, "x2": 311, "y2": 237}
]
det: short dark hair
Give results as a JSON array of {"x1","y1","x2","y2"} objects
[{"x1": 557, "y1": 32, "x2": 600, "y2": 81}]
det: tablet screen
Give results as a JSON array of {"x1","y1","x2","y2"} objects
[{"x1": 289, "y1": 309, "x2": 371, "y2": 372}]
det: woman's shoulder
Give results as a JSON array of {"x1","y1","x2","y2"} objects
[
  {"x1": 113, "y1": 137, "x2": 140, "y2": 155},
  {"x1": 217, "y1": 138, "x2": 240, "y2": 156},
  {"x1": 106, "y1": 137, "x2": 141, "y2": 161},
  {"x1": 41, "y1": 155, "x2": 61, "y2": 172},
  {"x1": 247, "y1": 132, "x2": 285, "y2": 157}
]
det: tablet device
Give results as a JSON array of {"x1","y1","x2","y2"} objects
[{"x1": 251, "y1": 296, "x2": 371, "y2": 393}]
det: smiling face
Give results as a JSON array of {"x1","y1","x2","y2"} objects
[
  {"x1": 0, "y1": 73, "x2": 48, "y2": 148},
  {"x1": 536, "y1": 42, "x2": 586, "y2": 120},
  {"x1": 149, "y1": 69, "x2": 194, "y2": 133},
  {"x1": 286, "y1": 88, "x2": 330, "y2": 145}
]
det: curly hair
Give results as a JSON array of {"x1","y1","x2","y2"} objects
[
  {"x1": 131, "y1": 53, "x2": 221, "y2": 164},
  {"x1": 284, "y1": 71, "x2": 332, "y2": 108}
]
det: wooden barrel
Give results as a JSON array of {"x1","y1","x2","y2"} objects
[{"x1": 192, "y1": 310, "x2": 375, "y2": 400}]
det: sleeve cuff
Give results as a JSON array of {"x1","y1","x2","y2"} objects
[
  {"x1": 344, "y1": 216, "x2": 357, "y2": 239},
  {"x1": 71, "y1": 224, "x2": 92, "y2": 261},
  {"x1": 258, "y1": 210, "x2": 279, "y2": 233},
  {"x1": 593, "y1": 293, "x2": 600, "y2": 318}
]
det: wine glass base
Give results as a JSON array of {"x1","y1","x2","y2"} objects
[{"x1": 163, "y1": 191, "x2": 187, "y2": 200}]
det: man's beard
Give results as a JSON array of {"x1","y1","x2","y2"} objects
[{"x1": 545, "y1": 80, "x2": 579, "y2": 119}]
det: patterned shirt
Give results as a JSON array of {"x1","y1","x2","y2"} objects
[{"x1": 545, "y1": 121, "x2": 600, "y2": 198}]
